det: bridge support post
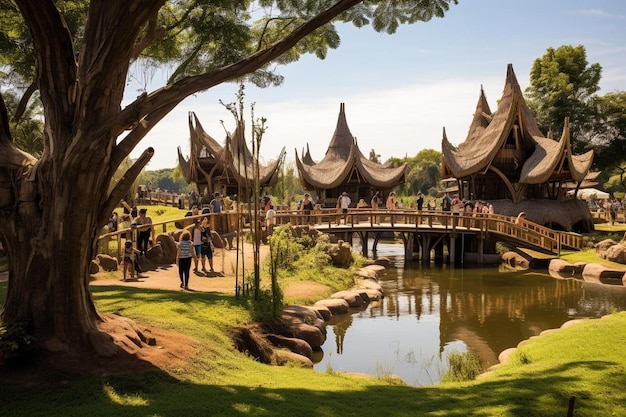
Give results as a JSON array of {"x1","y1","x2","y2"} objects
[
  {"x1": 449, "y1": 234, "x2": 456, "y2": 266},
  {"x1": 404, "y1": 232, "x2": 414, "y2": 260},
  {"x1": 360, "y1": 231, "x2": 368, "y2": 257}
]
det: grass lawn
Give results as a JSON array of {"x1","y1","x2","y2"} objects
[
  {"x1": 1, "y1": 211, "x2": 626, "y2": 416},
  {"x1": 1, "y1": 281, "x2": 624, "y2": 417}
]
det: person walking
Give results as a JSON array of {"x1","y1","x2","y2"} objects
[
  {"x1": 176, "y1": 230, "x2": 196, "y2": 290},
  {"x1": 136, "y1": 208, "x2": 152, "y2": 256}
]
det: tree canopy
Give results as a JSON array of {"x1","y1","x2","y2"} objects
[
  {"x1": 524, "y1": 45, "x2": 602, "y2": 153},
  {"x1": 0, "y1": 0, "x2": 459, "y2": 360}
]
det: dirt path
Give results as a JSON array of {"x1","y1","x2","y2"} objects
[
  {"x1": 90, "y1": 243, "x2": 269, "y2": 293},
  {"x1": 90, "y1": 243, "x2": 331, "y2": 299}
]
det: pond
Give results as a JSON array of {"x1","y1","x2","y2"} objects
[{"x1": 312, "y1": 241, "x2": 626, "y2": 386}]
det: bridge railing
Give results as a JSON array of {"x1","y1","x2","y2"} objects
[
  {"x1": 270, "y1": 208, "x2": 581, "y2": 253},
  {"x1": 98, "y1": 207, "x2": 582, "y2": 259}
]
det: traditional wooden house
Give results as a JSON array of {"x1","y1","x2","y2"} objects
[
  {"x1": 441, "y1": 65, "x2": 595, "y2": 232},
  {"x1": 178, "y1": 112, "x2": 285, "y2": 198},
  {"x1": 295, "y1": 103, "x2": 406, "y2": 207}
]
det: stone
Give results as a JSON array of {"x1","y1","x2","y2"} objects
[
  {"x1": 355, "y1": 268, "x2": 377, "y2": 279},
  {"x1": 283, "y1": 305, "x2": 324, "y2": 322},
  {"x1": 96, "y1": 254, "x2": 118, "y2": 271},
  {"x1": 374, "y1": 256, "x2": 393, "y2": 267},
  {"x1": 330, "y1": 290, "x2": 365, "y2": 307},
  {"x1": 582, "y1": 263, "x2": 626, "y2": 285},
  {"x1": 605, "y1": 244, "x2": 626, "y2": 264},
  {"x1": 266, "y1": 334, "x2": 313, "y2": 359},
  {"x1": 282, "y1": 322, "x2": 325, "y2": 349},
  {"x1": 358, "y1": 288, "x2": 383, "y2": 301},
  {"x1": 156, "y1": 233, "x2": 177, "y2": 263},
  {"x1": 311, "y1": 305, "x2": 332, "y2": 321},
  {"x1": 357, "y1": 279, "x2": 383, "y2": 293},
  {"x1": 89, "y1": 260, "x2": 100, "y2": 275},
  {"x1": 501, "y1": 251, "x2": 529, "y2": 270},
  {"x1": 363, "y1": 264, "x2": 385, "y2": 273},
  {"x1": 595, "y1": 239, "x2": 617, "y2": 258},
  {"x1": 548, "y1": 259, "x2": 578, "y2": 276},
  {"x1": 314, "y1": 298, "x2": 350, "y2": 315},
  {"x1": 328, "y1": 241, "x2": 352, "y2": 267},
  {"x1": 273, "y1": 349, "x2": 314, "y2": 368}
]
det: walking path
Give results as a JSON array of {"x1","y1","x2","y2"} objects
[
  {"x1": 91, "y1": 243, "x2": 269, "y2": 294},
  {"x1": 2, "y1": 243, "x2": 328, "y2": 299}
]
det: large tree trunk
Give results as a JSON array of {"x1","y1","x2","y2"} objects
[{"x1": 0, "y1": 0, "x2": 366, "y2": 360}]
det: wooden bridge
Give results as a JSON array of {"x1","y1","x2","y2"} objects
[
  {"x1": 270, "y1": 209, "x2": 583, "y2": 264},
  {"x1": 99, "y1": 208, "x2": 583, "y2": 264}
]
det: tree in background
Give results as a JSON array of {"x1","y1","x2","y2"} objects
[
  {"x1": 590, "y1": 91, "x2": 626, "y2": 195},
  {"x1": 525, "y1": 45, "x2": 602, "y2": 154},
  {"x1": 271, "y1": 163, "x2": 299, "y2": 207},
  {"x1": 0, "y1": 0, "x2": 459, "y2": 361},
  {"x1": 389, "y1": 149, "x2": 441, "y2": 196},
  {"x1": 140, "y1": 168, "x2": 189, "y2": 194},
  {"x1": 1, "y1": 89, "x2": 43, "y2": 157},
  {"x1": 369, "y1": 148, "x2": 381, "y2": 163}
]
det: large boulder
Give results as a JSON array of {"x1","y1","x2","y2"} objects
[
  {"x1": 266, "y1": 334, "x2": 313, "y2": 359},
  {"x1": 330, "y1": 290, "x2": 365, "y2": 308},
  {"x1": 595, "y1": 239, "x2": 617, "y2": 257},
  {"x1": 605, "y1": 244, "x2": 626, "y2": 264},
  {"x1": 328, "y1": 240, "x2": 352, "y2": 267},
  {"x1": 155, "y1": 233, "x2": 177, "y2": 263},
  {"x1": 582, "y1": 263, "x2": 626, "y2": 285},
  {"x1": 282, "y1": 305, "x2": 324, "y2": 323},
  {"x1": 501, "y1": 251, "x2": 529, "y2": 270},
  {"x1": 280, "y1": 321, "x2": 326, "y2": 349},
  {"x1": 96, "y1": 254, "x2": 118, "y2": 271},
  {"x1": 549, "y1": 259, "x2": 578, "y2": 276},
  {"x1": 314, "y1": 298, "x2": 350, "y2": 315},
  {"x1": 273, "y1": 349, "x2": 313, "y2": 368}
]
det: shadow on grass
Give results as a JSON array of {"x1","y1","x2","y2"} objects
[{"x1": 1, "y1": 360, "x2": 623, "y2": 417}]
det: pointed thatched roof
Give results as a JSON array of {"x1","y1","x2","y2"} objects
[
  {"x1": 442, "y1": 64, "x2": 593, "y2": 186},
  {"x1": 295, "y1": 103, "x2": 406, "y2": 190},
  {"x1": 178, "y1": 112, "x2": 285, "y2": 190}
]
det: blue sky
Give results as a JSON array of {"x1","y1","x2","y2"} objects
[{"x1": 126, "y1": 0, "x2": 626, "y2": 170}]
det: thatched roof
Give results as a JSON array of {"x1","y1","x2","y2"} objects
[
  {"x1": 442, "y1": 64, "x2": 593, "y2": 185},
  {"x1": 178, "y1": 112, "x2": 285, "y2": 189},
  {"x1": 295, "y1": 103, "x2": 406, "y2": 189}
]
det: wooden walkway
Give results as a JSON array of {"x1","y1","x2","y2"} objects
[{"x1": 99, "y1": 208, "x2": 583, "y2": 264}]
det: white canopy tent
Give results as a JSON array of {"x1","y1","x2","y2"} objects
[{"x1": 567, "y1": 188, "x2": 610, "y2": 201}]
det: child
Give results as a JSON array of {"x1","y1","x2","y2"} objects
[
  {"x1": 122, "y1": 241, "x2": 140, "y2": 281},
  {"x1": 177, "y1": 230, "x2": 196, "y2": 289}
]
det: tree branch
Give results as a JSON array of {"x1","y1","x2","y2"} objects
[
  {"x1": 109, "y1": 0, "x2": 365, "y2": 144},
  {"x1": 11, "y1": 82, "x2": 38, "y2": 124},
  {"x1": 15, "y1": 0, "x2": 76, "y2": 139},
  {"x1": 102, "y1": 147, "x2": 154, "y2": 221}
]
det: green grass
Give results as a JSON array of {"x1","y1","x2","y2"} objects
[{"x1": 2, "y1": 280, "x2": 625, "y2": 417}]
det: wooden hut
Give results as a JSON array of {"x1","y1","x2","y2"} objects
[
  {"x1": 295, "y1": 103, "x2": 406, "y2": 207},
  {"x1": 441, "y1": 64, "x2": 595, "y2": 232},
  {"x1": 178, "y1": 112, "x2": 285, "y2": 198}
]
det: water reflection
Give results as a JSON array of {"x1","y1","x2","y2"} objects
[{"x1": 313, "y1": 241, "x2": 626, "y2": 386}]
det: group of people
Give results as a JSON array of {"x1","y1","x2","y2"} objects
[
  {"x1": 118, "y1": 203, "x2": 153, "y2": 281},
  {"x1": 441, "y1": 193, "x2": 495, "y2": 216},
  {"x1": 603, "y1": 198, "x2": 623, "y2": 225},
  {"x1": 176, "y1": 217, "x2": 215, "y2": 290}
]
